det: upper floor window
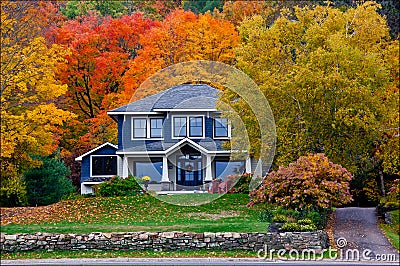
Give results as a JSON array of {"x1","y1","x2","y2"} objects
[
  {"x1": 214, "y1": 117, "x2": 228, "y2": 137},
  {"x1": 173, "y1": 117, "x2": 187, "y2": 137},
  {"x1": 92, "y1": 156, "x2": 117, "y2": 176},
  {"x1": 173, "y1": 116, "x2": 204, "y2": 138},
  {"x1": 132, "y1": 117, "x2": 163, "y2": 139},
  {"x1": 133, "y1": 118, "x2": 146, "y2": 138},
  {"x1": 150, "y1": 118, "x2": 163, "y2": 138},
  {"x1": 189, "y1": 117, "x2": 203, "y2": 137}
]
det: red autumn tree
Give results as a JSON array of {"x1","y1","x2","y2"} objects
[
  {"x1": 50, "y1": 13, "x2": 156, "y2": 119},
  {"x1": 48, "y1": 13, "x2": 157, "y2": 179},
  {"x1": 249, "y1": 154, "x2": 353, "y2": 210}
]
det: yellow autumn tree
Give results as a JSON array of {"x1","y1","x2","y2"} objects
[
  {"x1": 1, "y1": 2, "x2": 75, "y2": 206},
  {"x1": 228, "y1": 2, "x2": 398, "y2": 204}
]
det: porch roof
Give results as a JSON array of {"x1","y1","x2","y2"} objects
[
  {"x1": 75, "y1": 142, "x2": 118, "y2": 161},
  {"x1": 116, "y1": 138, "x2": 230, "y2": 155}
]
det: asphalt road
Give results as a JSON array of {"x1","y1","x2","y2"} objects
[{"x1": 333, "y1": 207, "x2": 399, "y2": 262}]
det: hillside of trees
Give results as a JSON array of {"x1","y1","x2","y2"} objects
[{"x1": 1, "y1": 0, "x2": 398, "y2": 207}]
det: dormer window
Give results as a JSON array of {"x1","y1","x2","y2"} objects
[{"x1": 214, "y1": 117, "x2": 228, "y2": 137}]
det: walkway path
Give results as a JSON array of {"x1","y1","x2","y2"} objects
[{"x1": 334, "y1": 207, "x2": 399, "y2": 262}]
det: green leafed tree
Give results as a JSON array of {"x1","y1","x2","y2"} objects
[
  {"x1": 226, "y1": 2, "x2": 398, "y2": 200},
  {"x1": 183, "y1": 0, "x2": 223, "y2": 14},
  {"x1": 61, "y1": 0, "x2": 129, "y2": 19},
  {"x1": 24, "y1": 152, "x2": 75, "y2": 206}
]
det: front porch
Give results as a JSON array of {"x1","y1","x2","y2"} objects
[{"x1": 119, "y1": 139, "x2": 250, "y2": 192}]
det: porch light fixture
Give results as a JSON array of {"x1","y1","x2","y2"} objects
[{"x1": 185, "y1": 164, "x2": 193, "y2": 172}]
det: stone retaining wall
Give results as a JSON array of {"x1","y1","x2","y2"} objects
[{"x1": 1, "y1": 231, "x2": 329, "y2": 252}]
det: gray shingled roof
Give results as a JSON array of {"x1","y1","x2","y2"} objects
[{"x1": 109, "y1": 84, "x2": 218, "y2": 113}]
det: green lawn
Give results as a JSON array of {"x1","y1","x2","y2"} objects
[
  {"x1": 379, "y1": 209, "x2": 400, "y2": 251},
  {"x1": 1, "y1": 194, "x2": 267, "y2": 234}
]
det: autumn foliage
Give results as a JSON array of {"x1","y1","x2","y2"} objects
[
  {"x1": 1, "y1": 1, "x2": 399, "y2": 207},
  {"x1": 123, "y1": 9, "x2": 240, "y2": 94},
  {"x1": 249, "y1": 154, "x2": 353, "y2": 210}
]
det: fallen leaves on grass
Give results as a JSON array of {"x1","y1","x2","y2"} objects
[{"x1": 0, "y1": 194, "x2": 253, "y2": 227}]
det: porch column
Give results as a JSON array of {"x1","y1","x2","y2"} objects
[
  {"x1": 245, "y1": 157, "x2": 252, "y2": 174},
  {"x1": 254, "y1": 158, "x2": 263, "y2": 178},
  {"x1": 161, "y1": 155, "x2": 170, "y2": 191},
  {"x1": 161, "y1": 156, "x2": 169, "y2": 182},
  {"x1": 122, "y1": 156, "x2": 129, "y2": 178},
  {"x1": 205, "y1": 154, "x2": 213, "y2": 182}
]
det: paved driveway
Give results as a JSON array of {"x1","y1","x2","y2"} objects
[{"x1": 334, "y1": 207, "x2": 399, "y2": 262}]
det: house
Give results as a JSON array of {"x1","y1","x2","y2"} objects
[{"x1": 76, "y1": 84, "x2": 257, "y2": 194}]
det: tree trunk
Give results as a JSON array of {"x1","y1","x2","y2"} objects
[{"x1": 379, "y1": 169, "x2": 386, "y2": 197}]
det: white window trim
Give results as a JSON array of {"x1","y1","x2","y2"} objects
[
  {"x1": 131, "y1": 116, "x2": 164, "y2": 140},
  {"x1": 213, "y1": 117, "x2": 231, "y2": 139},
  {"x1": 90, "y1": 155, "x2": 119, "y2": 178},
  {"x1": 133, "y1": 159, "x2": 163, "y2": 182},
  {"x1": 171, "y1": 115, "x2": 205, "y2": 140}
]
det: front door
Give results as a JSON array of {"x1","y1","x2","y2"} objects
[{"x1": 176, "y1": 154, "x2": 202, "y2": 187}]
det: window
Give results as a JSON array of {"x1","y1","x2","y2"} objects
[
  {"x1": 189, "y1": 117, "x2": 203, "y2": 137},
  {"x1": 150, "y1": 118, "x2": 163, "y2": 138},
  {"x1": 174, "y1": 117, "x2": 187, "y2": 137},
  {"x1": 92, "y1": 156, "x2": 117, "y2": 176},
  {"x1": 214, "y1": 117, "x2": 228, "y2": 137},
  {"x1": 134, "y1": 160, "x2": 162, "y2": 183},
  {"x1": 133, "y1": 118, "x2": 146, "y2": 138},
  {"x1": 215, "y1": 160, "x2": 245, "y2": 180}
]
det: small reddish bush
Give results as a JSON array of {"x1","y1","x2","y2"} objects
[
  {"x1": 227, "y1": 173, "x2": 253, "y2": 194},
  {"x1": 249, "y1": 153, "x2": 353, "y2": 210}
]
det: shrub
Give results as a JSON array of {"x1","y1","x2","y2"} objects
[
  {"x1": 24, "y1": 154, "x2": 75, "y2": 206},
  {"x1": 249, "y1": 153, "x2": 353, "y2": 210},
  {"x1": 281, "y1": 222, "x2": 300, "y2": 232},
  {"x1": 259, "y1": 210, "x2": 274, "y2": 222},
  {"x1": 0, "y1": 176, "x2": 28, "y2": 207},
  {"x1": 300, "y1": 224, "x2": 317, "y2": 231},
  {"x1": 227, "y1": 173, "x2": 252, "y2": 194},
  {"x1": 297, "y1": 218, "x2": 313, "y2": 225},
  {"x1": 385, "y1": 179, "x2": 400, "y2": 208},
  {"x1": 96, "y1": 175, "x2": 144, "y2": 197},
  {"x1": 272, "y1": 214, "x2": 287, "y2": 223},
  {"x1": 385, "y1": 201, "x2": 400, "y2": 209}
]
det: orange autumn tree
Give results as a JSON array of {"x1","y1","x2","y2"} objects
[
  {"x1": 215, "y1": 0, "x2": 275, "y2": 27},
  {"x1": 123, "y1": 9, "x2": 241, "y2": 96},
  {"x1": 49, "y1": 13, "x2": 156, "y2": 188},
  {"x1": 50, "y1": 13, "x2": 156, "y2": 147}
]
